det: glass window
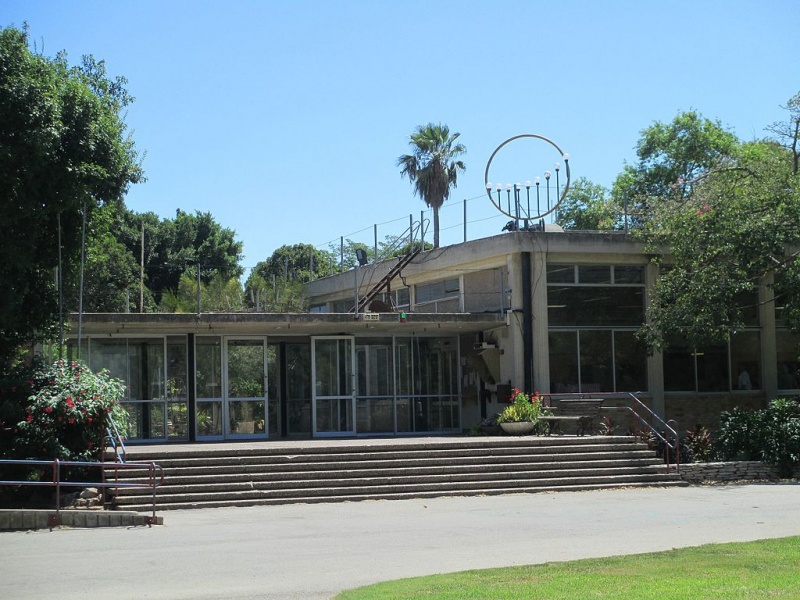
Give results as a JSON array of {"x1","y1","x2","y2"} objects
[
  {"x1": 578, "y1": 266, "x2": 611, "y2": 284},
  {"x1": 664, "y1": 339, "x2": 732, "y2": 392},
  {"x1": 614, "y1": 266, "x2": 644, "y2": 284},
  {"x1": 730, "y1": 331, "x2": 760, "y2": 390},
  {"x1": 196, "y1": 337, "x2": 222, "y2": 399},
  {"x1": 549, "y1": 332, "x2": 579, "y2": 393},
  {"x1": 579, "y1": 330, "x2": 613, "y2": 393},
  {"x1": 614, "y1": 331, "x2": 648, "y2": 392},
  {"x1": 548, "y1": 287, "x2": 644, "y2": 326},
  {"x1": 546, "y1": 265, "x2": 575, "y2": 284},
  {"x1": 415, "y1": 279, "x2": 460, "y2": 304},
  {"x1": 776, "y1": 330, "x2": 800, "y2": 390}
]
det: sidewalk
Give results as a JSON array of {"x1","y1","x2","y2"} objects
[{"x1": 1, "y1": 482, "x2": 799, "y2": 600}]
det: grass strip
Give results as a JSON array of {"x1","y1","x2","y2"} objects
[{"x1": 335, "y1": 536, "x2": 800, "y2": 599}]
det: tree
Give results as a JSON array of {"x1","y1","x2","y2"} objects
[
  {"x1": 612, "y1": 111, "x2": 739, "y2": 229},
  {"x1": 766, "y1": 91, "x2": 800, "y2": 176},
  {"x1": 0, "y1": 25, "x2": 143, "y2": 367},
  {"x1": 639, "y1": 137, "x2": 800, "y2": 351},
  {"x1": 398, "y1": 123, "x2": 466, "y2": 248},
  {"x1": 122, "y1": 209, "x2": 244, "y2": 306},
  {"x1": 555, "y1": 177, "x2": 619, "y2": 230},
  {"x1": 244, "y1": 244, "x2": 332, "y2": 312}
]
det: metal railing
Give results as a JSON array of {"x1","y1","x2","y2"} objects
[
  {"x1": 105, "y1": 416, "x2": 127, "y2": 463},
  {"x1": 0, "y1": 458, "x2": 164, "y2": 526},
  {"x1": 541, "y1": 391, "x2": 681, "y2": 473}
]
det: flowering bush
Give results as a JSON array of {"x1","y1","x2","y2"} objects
[
  {"x1": 496, "y1": 389, "x2": 550, "y2": 423},
  {"x1": 13, "y1": 360, "x2": 127, "y2": 462}
]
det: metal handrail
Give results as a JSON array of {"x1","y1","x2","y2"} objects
[
  {"x1": 0, "y1": 458, "x2": 164, "y2": 526},
  {"x1": 105, "y1": 415, "x2": 127, "y2": 463},
  {"x1": 541, "y1": 391, "x2": 681, "y2": 472}
]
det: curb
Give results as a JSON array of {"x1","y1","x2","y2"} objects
[{"x1": 0, "y1": 509, "x2": 163, "y2": 531}]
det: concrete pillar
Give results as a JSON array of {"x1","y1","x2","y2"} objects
[
  {"x1": 531, "y1": 251, "x2": 550, "y2": 393},
  {"x1": 645, "y1": 263, "x2": 665, "y2": 418},
  {"x1": 505, "y1": 253, "x2": 525, "y2": 389},
  {"x1": 760, "y1": 273, "x2": 777, "y2": 401}
]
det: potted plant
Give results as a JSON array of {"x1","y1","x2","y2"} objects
[{"x1": 496, "y1": 388, "x2": 548, "y2": 435}]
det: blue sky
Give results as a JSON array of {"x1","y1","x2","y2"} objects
[{"x1": 5, "y1": 1, "x2": 799, "y2": 277}]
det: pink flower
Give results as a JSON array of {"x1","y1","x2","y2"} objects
[{"x1": 44, "y1": 406, "x2": 53, "y2": 414}]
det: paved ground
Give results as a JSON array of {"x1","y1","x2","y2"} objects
[{"x1": 1, "y1": 482, "x2": 799, "y2": 600}]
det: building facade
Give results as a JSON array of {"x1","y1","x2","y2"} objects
[{"x1": 70, "y1": 230, "x2": 798, "y2": 443}]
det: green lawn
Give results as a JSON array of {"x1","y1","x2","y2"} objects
[{"x1": 335, "y1": 536, "x2": 800, "y2": 599}]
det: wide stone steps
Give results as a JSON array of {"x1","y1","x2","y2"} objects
[{"x1": 108, "y1": 436, "x2": 686, "y2": 511}]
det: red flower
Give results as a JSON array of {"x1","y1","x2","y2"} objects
[
  {"x1": 68, "y1": 418, "x2": 75, "y2": 424},
  {"x1": 26, "y1": 415, "x2": 33, "y2": 422},
  {"x1": 44, "y1": 406, "x2": 53, "y2": 413},
  {"x1": 66, "y1": 396, "x2": 75, "y2": 408}
]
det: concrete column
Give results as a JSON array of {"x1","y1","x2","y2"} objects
[
  {"x1": 531, "y1": 251, "x2": 550, "y2": 393},
  {"x1": 644, "y1": 263, "x2": 665, "y2": 418},
  {"x1": 505, "y1": 253, "x2": 525, "y2": 389},
  {"x1": 760, "y1": 272, "x2": 777, "y2": 401}
]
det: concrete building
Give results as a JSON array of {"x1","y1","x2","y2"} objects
[{"x1": 71, "y1": 229, "x2": 796, "y2": 443}]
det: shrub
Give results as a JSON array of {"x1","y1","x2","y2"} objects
[
  {"x1": 496, "y1": 389, "x2": 550, "y2": 424},
  {"x1": 10, "y1": 360, "x2": 127, "y2": 462},
  {"x1": 715, "y1": 407, "x2": 768, "y2": 462},
  {"x1": 716, "y1": 398, "x2": 800, "y2": 477},
  {"x1": 685, "y1": 425, "x2": 715, "y2": 462}
]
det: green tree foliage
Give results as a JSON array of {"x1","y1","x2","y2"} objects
[
  {"x1": 555, "y1": 177, "x2": 619, "y2": 230},
  {"x1": 244, "y1": 244, "x2": 332, "y2": 312},
  {"x1": 0, "y1": 25, "x2": 143, "y2": 366},
  {"x1": 638, "y1": 125, "x2": 800, "y2": 351},
  {"x1": 123, "y1": 209, "x2": 244, "y2": 306},
  {"x1": 612, "y1": 111, "x2": 739, "y2": 228},
  {"x1": 159, "y1": 271, "x2": 244, "y2": 313},
  {"x1": 398, "y1": 123, "x2": 466, "y2": 248}
]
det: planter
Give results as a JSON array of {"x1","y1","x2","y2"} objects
[{"x1": 499, "y1": 421, "x2": 537, "y2": 435}]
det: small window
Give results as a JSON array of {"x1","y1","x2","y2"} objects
[
  {"x1": 614, "y1": 266, "x2": 644, "y2": 284},
  {"x1": 578, "y1": 266, "x2": 611, "y2": 284},
  {"x1": 547, "y1": 265, "x2": 575, "y2": 284},
  {"x1": 415, "y1": 279, "x2": 460, "y2": 304}
]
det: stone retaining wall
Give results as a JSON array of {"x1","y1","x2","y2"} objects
[{"x1": 676, "y1": 461, "x2": 800, "y2": 483}]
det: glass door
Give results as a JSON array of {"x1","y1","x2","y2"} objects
[
  {"x1": 312, "y1": 336, "x2": 355, "y2": 436},
  {"x1": 226, "y1": 338, "x2": 268, "y2": 438}
]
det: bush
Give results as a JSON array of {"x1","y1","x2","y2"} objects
[
  {"x1": 9, "y1": 360, "x2": 127, "y2": 462},
  {"x1": 716, "y1": 398, "x2": 800, "y2": 478},
  {"x1": 685, "y1": 425, "x2": 715, "y2": 462}
]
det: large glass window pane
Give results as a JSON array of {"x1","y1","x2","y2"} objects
[
  {"x1": 580, "y1": 331, "x2": 613, "y2": 393},
  {"x1": 227, "y1": 340, "x2": 265, "y2": 398},
  {"x1": 549, "y1": 331, "x2": 578, "y2": 393},
  {"x1": 664, "y1": 339, "x2": 696, "y2": 392},
  {"x1": 776, "y1": 330, "x2": 800, "y2": 390},
  {"x1": 730, "y1": 331, "x2": 760, "y2": 390},
  {"x1": 127, "y1": 339, "x2": 164, "y2": 400},
  {"x1": 196, "y1": 337, "x2": 222, "y2": 399},
  {"x1": 166, "y1": 336, "x2": 188, "y2": 439},
  {"x1": 614, "y1": 331, "x2": 648, "y2": 392},
  {"x1": 286, "y1": 343, "x2": 312, "y2": 435},
  {"x1": 548, "y1": 287, "x2": 644, "y2": 326},
  {"x1": 314, "y1": 339, "x2": 352, "y2": 397},
  {"x1": 697, "y1": 343, "x2": 729, "y2": 392}
]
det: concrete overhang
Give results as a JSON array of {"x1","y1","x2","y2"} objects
[{"x1": 71, "y1": 312, "x2": 507, "y2": 337}]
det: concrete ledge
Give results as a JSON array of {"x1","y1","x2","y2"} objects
[
  {"x1": 0, "y1": 509, "x2": 163, "y2": 531},
  {"x1": 676, "y1": 461, "x2": 800, "y2": 483}
]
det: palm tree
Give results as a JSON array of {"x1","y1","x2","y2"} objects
[{"x1": 397, "y1": 123, "x2": 466, "y2": 249}]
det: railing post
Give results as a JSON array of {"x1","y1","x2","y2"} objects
[{"x1": 54, "y1": 458, "x2": 61, "y2": 527}]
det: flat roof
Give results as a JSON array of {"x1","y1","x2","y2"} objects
[{"x1": 71, "y1": 311, "x2": 506, "y2": 337}]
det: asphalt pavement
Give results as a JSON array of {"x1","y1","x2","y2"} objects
[{"x1": 2, "y1": 482, "x2": 799, "y2": 600}]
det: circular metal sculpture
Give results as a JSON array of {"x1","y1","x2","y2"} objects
[{"x1": 484, "y1": 134, "x2": 571, "y2": 229}]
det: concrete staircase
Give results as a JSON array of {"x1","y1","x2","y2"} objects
[{"x1": 109, "y1": 436, "x2": 687, "y2": 511}]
